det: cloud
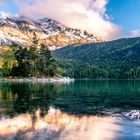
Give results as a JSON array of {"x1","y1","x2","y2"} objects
[
  {"x1": 0, "y1": 0, "x2": 9, "y2": 18},
  {"x1": 126, "y1": 29, "x2": 140, "y2": 38},
  {"x1": 0, "y1": 0, "x2": 5, "y2": 6},
  {"x1": 15, "y1": 0, "x2": 121, "y2": 40},
  {"x1": 0, "y1": 11, "x2": 18, "y2": 19},
  {"x1": 0, "y1": 11, "x2": 11, "y2": 18}
]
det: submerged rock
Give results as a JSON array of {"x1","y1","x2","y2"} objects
[{"x1": 124, "y1": 110, "x2": 140, "y2": 120}]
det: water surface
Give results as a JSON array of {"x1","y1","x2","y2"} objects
[{"x1": 0, "y1": 80, "x2": 140, "y2": 140}]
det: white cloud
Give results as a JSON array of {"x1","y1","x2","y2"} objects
[
  {"x1": 0, "y1": 0, "x2": 6, "y2": 6},
  {"x1": 0, "y1": 11, "x2": 18, "y2": 19},
  {"x1": 0, "y1": 11, "x2": 11, "y2": 19},
  {"x1": 127, "y1": 29, "x2": 140, "y2": 38},
  {"x1": 15, "y1": 0, "x2": 121, "y2": 40},
  {"x1": 0, "y1": 1, "x2": 10, "y2": 19}
]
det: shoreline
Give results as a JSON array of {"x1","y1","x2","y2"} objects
[{"x1": 0, "y1": 77, "x2": 75, "y2": 83}]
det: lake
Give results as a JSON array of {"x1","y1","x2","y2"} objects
[{"x1": 0, "y1": 80, "x2": 140, "y2": 140}]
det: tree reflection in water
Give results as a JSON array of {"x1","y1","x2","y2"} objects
[
  {"x1": 0, "y1": 82, "x2": 63, "y2": 117},
  {"x1": 0, "y1": 81, "x2": 140, "y2": 139},
  {"x1": 1, "y1": 80, "x2": 140, "y2": 117}
]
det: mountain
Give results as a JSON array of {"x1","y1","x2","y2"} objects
[
  {"x1": 53, "y1": 37, "x2": 140, "y2": 79},
  {"x1": 0, "y1": 16, "x2": 102, "y2": 50}
]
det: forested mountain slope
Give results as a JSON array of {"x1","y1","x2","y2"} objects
[{"x1": 53, "y1": 37, "x2": 140, "y2": 79}]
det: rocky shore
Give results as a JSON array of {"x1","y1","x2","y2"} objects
[{"x1": 0, "y1": 77, "x2": 75, "y2": 83}]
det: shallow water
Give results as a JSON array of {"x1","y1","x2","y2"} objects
[{"x1": 0, "y1": 80, "x2": 140, "y2": 140}]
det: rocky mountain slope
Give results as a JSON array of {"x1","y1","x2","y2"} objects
[{"x1": 0, "y1": 17, "x2": 103, "y2": 50}]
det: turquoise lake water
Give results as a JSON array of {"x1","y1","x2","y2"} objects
[{"x1": 0, "y1": 80, "x2": 140, "y2": 140}]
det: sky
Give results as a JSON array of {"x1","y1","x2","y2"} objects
[
  {"x1": 107, "y1": 0, "x2": 140, "y2": 37},
  {"x1": 0, "y1": 0, "x2": 140, "y2": 40}
]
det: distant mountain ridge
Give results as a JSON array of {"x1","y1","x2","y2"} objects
[
  {"x1": 53, "y1": 37, "x2": 140, "y2": 64},
  {"x1": 0, "y1": 16, "x2": 103, "y2": 50}
]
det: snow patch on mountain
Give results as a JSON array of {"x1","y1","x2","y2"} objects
[{"x1": 0, "y1": 17, "x2": 103, "y2": 49}]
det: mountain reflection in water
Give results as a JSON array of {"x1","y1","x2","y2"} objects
[
  {"x1": 0, "y1": 80, "x2": 140, "y2": 140},
  {"x1": 0, "y1": 107, "x2": 140, "y2": 140}
]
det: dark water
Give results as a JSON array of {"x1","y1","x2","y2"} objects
[
  {"x1": 1, "y1": 80, "x2": 140, "y2": 116},
  {"x1": 0, "y1": 80, "x2": 140, "y2": 140}
]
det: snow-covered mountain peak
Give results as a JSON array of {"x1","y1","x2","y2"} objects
[{"x1": 0, "y1": 17, "x2": 103, "y2": 50}]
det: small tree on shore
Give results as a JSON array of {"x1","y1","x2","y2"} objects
[
  {"x1": 2, "y1": 48, "x2": 15, "y2": 76},
  {"x1": 37, "y1": 44, "x2": 57, "y2": 77},
  {"x1": 10, "y1": 45, "x2": 58, "y2": 77}
]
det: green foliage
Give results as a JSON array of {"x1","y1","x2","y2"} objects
[
  {"x1": 11, "y1": 46, "x2": 35, "y2": 77},
  {"x1": 2, "y1": 49, "x2": 15, "y2": 76},
  {"x1": 11, "y1": 45, "x2": 58, "y2": 77},
  {"x1": 53, "y1": 37, "x2": 140, "y2": 79},
  {"x1": 55, "y1": 59, "x2": 109, "y2": 79}
]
